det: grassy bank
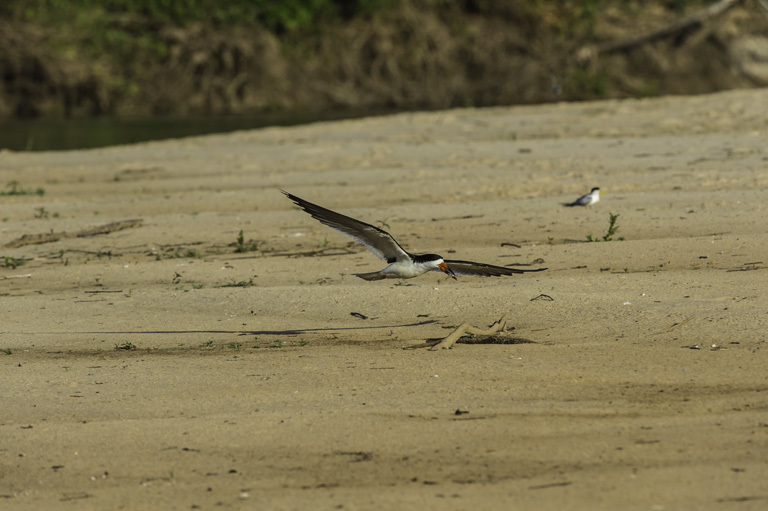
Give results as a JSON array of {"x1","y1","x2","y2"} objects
[{"x1": 0, "y1": 0, "x2": 757, "y2": 118}]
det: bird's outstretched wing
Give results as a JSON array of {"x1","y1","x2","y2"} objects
[
  {"x1": 443, "y1": 260, "x2": 547, "y2": 277},
  {"x1": 283, "y1": 190, "x2": 410, "y2": 262}
]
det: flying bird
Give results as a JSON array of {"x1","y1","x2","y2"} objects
[
  {"x1": 283, "y1": 190, "x2": 546, "y2": 281},
  {"x1": 563, "y1": 187, "x2": 600, "y2": 207}
]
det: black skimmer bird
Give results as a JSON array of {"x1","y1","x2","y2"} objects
[
  {"x1": 563, "y1": 187, "x2": 600, "y2": 207},
  {"x1": 283, "y1": 191, "x2": 547, "y2": 281}
]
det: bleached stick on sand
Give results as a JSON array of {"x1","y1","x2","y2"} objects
[{"x1": 407, "y1": 314, "x2": 509, "y2": 350}]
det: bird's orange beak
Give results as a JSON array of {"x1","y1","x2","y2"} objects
[{"x1": 439, "y1": 262, "x2": 457, "y2": 280}]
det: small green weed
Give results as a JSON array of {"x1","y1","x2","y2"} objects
[
  {"x1": 1, "y1": 256, "x2": 26, "y2": 269},
  {"x1": 235, "y1": 230, "x2": 260, "y2": 253},
  {"x1": 587, "y1": 212, "x2": 624, "y2": 242},
  {"x1": 115, "y1": 342, "x2": 136, "y2": 350},
  {"x1": 1, "y1": 181, "x2": 45, "y2": 196}
]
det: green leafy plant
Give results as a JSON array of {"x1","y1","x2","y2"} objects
[
  {"x1": 235, "y1": 230, "x2": 259, "y2": 252},
  {"x1": 587, "y1": 212, "x2": 624, "y2": 242},
  {"x1": 1, "y1": 256, "x2": 26, "y2": 269},
  {"x1": 33, "y1": 207, "x2": 50, "y2": 219}
]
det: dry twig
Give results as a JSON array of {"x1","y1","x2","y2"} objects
[{"x1": 407, "y1": 314, "x2": 509, "y2": 350}]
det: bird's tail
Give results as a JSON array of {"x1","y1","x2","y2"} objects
[{"x1": 353, "y1": 271, "x2": 385, "y2": 281}]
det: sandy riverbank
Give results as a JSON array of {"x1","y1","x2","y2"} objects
[{"x1": 1, "y1": 89, "x2": 767, "y2": 510}]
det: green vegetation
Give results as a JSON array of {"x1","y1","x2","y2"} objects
[
  {"x1": 1, "y1": 256, "x2": 26, "y2": 269},
  {"x1": 33, "y1": 207, "x2": 50, "y2": 219},
  {"x1": 0, "y1": 0, "x2": 718, "y2": 117},
  {"x1": 1, "y1": 181, "x2": 45, "y2": 197},
  {"x1": 234, "y1": 230, "x2": 259, "y2": 253},
  {"x1": 1, "y1": 1, "x2": 713, "y2": 40},
  {"x1": 0, "y1": 0, "x2": 399, "y2": 32},
  {"x1": 567, "y1": 68, "x2": 610, "y2": 100},
  {"x1": 587, "y1": 212, "x2": 624, "y2": 242}
]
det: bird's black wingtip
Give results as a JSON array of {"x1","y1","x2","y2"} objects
[
  {"x1": 281, "y1": 189, "x2": 304, "y2": 207},
  {"x1": 511, "y1": 266, "x2": 547, "y2": 272}
]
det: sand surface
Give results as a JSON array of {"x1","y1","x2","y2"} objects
[{"x1": 2, "y1": 89, "x2": 768, "y2": 510}]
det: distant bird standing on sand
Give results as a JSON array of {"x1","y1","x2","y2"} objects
[
  {"x1": 283, "y1": 190, "x2": 546, "y2": 281},
  {"x1": 563, "y1": 187, "x2": 600, "y2": 207}
]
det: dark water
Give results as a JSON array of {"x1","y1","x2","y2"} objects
[{"x1": 0, "y1": 111, "x2": 384, "y2": 152}]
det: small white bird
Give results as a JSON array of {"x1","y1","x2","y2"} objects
[
  {"x1": 563, "y1": 187, "x2": 600, "y2": 207},
  {"x1": 283, "y1": 191, "x2": 546, "y2": 281}
]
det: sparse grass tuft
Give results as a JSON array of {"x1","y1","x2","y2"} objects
[
  {"x1": 172, "y1": 248, "x2": 202, "y2": 259},
  {"x1": 115, "y1": 341, "x2": 136, "y2": 350},
  {"x1": 218, "y1": 278, "x2": 255, "y2": 288},
  {"x1": 1, "y1": 181, "x2": 45, "y2": 196}
]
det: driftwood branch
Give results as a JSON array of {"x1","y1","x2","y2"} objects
[
  {"x1": 406, "y1": 314, "x2": 509, "y2": 350},
  {"x1": 3, "y1": 219, "x2": 143, "y2": 248},
  {"x1": 576, "y1": 0, "x2": 742, "y2": 63}
]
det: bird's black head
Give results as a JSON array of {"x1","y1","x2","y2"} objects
[
  {"x1": 413, "y1": 253, "x2": 443, "y2": 263},
  {"x1": 414, "y1": 254, "x2": 456, "y2": 279}
]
